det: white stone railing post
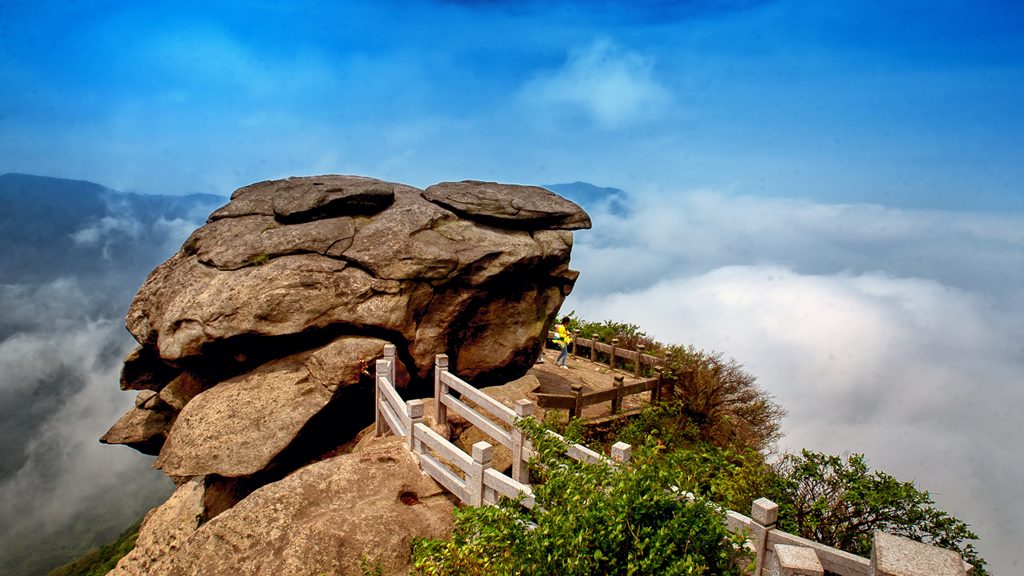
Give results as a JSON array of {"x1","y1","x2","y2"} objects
[
  {"x1": 611, "y1": 442, "x2": 631, "y2": 464},
  {"x1": 384, "y1": 344, "x2": 396, "y2": 388},
  {"x1": 751, "y1": 497, "x2": 779, "y2": 576},
  {"x1": 771, "y1": 544, "x2": 823, "y2": 576},
  {"x1": 511, "y1": 399, "x2": 533, "y2": 484},
  {"x1": 407, "y1": 399, "x2": 424, "y2": 451},
  {"x1": 374, "y1": 358, "x2": 387, "y2": 437},
  {"x1": 434, "y1": 354, "x2": 449, "y2": 428},
  {"x1": 469, "y1": 441, "x2": 493, "y2": 507}
]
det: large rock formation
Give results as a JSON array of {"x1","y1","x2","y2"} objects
[
  {"x1": 110, "y1": 437, "x2": 458, "y2": 576},
  {"x1": 101, "y1": 175, "x2": 587, "y2": 573}
]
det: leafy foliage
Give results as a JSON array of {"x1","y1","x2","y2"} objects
[
  {"x1": 764, "y1": 450, "x2": 988, "y2": 576},
  {"x1": 412, "y1": 418, "x2": 751, "y2": 576},
  {"x1": 668, "y1": 348, "x2": 786, "y2": 451},
  {"x1": 563, "y1": 314, "x2": 786, "y2": 452}
]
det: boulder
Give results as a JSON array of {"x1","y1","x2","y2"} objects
[
  {"x1": 153, "y1": 336, "x2": 391, "y2": 478},
  {"x1": 158, "y1": 372, "x2": 206, "y2": 411},
  {"x1": 124, "y1": 176, "x2": 582, "y2": 383},
  {"x1": 99, "y1": 405, "x2": 176, "y2": 456},
  {"x1": 208, "y1": 175, "x2": 399, "y2": 223},
  {"x1": 134, "y1": 390, "x2": 158, "y2": 408},
  {"x1": 423, "y1": 180, "x2": 591, "y2": 230},
  {"x1": 103, "y1": 174, "x2": 586, "y2": 563},
  {"x1": 181, "y1": 214, "x2": 356, "y2": 270},
  {"x1": 112, "y1": 438, "x2": 457, "y2": 576}
]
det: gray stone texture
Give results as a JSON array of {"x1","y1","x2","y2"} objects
[
  {"x1": 752, "y1": 497, "x2": 779, "y2": 526},
  {"x1": 152, "y1": 336, "x2": 390, "y2": 478},
  {"x1": 869, "y1": 531, "x2": 967, "y2": 576},
  {"x1": 771, "y1": 544, "x2": 824, "y2": 576},
  {"x1": 422, "y1": 180, "x2": 591, "y2": 230}
]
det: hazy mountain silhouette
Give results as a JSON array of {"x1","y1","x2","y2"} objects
[{"x1": 544, "y1": 181, "x2": 629, "y2": 216}]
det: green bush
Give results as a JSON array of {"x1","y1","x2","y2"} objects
[
  {"x1": 763, "y1": 450, "x2": 989, "y2": 576},
  {"x1": 411, "y1": 419, "x2": 751, "y2": 576}
]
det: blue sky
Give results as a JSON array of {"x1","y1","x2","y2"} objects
[
  {"x1": 3, "y1": 0, "x2": 1024, "y2": 573},
  {"x1": 3, "y1": 0, "x2": 1023, "y2": 210}
]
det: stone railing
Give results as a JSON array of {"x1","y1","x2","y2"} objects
[
  {"x1": 373, "y1": 346, "x2": 630, "y2": 509},
  {"x1": 534, "y1": 372, "x2": 663, "y2": 420},
  {"x1": 373, "y1": 345, "x2": 973, "y2": 576},
  {"x1": 725, "y1": 497, "x2": 973, "y2": 576}
]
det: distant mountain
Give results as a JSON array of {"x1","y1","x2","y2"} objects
[
  {"x1": 543, "y1": 182, "x2": 629, "y2": 217},
  {"x1": 0, "y1": 173, "x2": 225, "y2": 286}
]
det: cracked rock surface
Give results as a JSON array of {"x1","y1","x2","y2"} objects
[{"x1": 102, "y1": 175, "x2": 586, "y2": 574}]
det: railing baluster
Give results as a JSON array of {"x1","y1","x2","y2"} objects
[
  {"x1": 407, "y1": 399, "x2": 424, "y2": 452},
  {"x1": 512, "y1": 399, "x2": 533, "y2": 484},
  {"x1": 469, "y1": 441, "x2": 493, "y2": 507},
  {"x1": 434, "y1": 354, "x2": 449, "y2": 428}
]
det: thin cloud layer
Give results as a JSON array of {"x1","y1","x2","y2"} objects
[
  {"x1": 571, "y1": 190, "x2": 1024, "y2": 304},
  {"x1": 566, "y1": 192, "x2": 1024, "y2": 571},
  {"x1": 523, "y1": 38, "x2": 671, "y2": 128},
  {"x1": 0, "y1": 279, "x2": 175, "y2": 567}
]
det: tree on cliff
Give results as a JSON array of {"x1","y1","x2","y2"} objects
[{"x1": 766, "y1": 450, "x2": 988, "y2": 576}]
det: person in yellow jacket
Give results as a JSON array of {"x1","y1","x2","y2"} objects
[{"x1": 552, "y1": 316, "x2": 573, "y2": 369}]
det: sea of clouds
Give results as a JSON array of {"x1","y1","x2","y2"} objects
[
  {"x1": 566, "y1": 189, "x2": 1024, "y2": 573},
  {"x1": 0, "y1": 190, "x2": 219, "y2": 572}
]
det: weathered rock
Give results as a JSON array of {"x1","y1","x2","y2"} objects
[
  {"x1": 108, "y1": 476, "x2": 207, "y2": 576},
  {"x1": 423, "y1": 180, "x2": 592, "y2": 230},
  {"x1": 120, "y1": 345, "x2": 181, "y2": 391},
  {"x1": 153, "y1": 336, "x2": 391, "y2": 478},
  {"x1": 127, "y1": 253, "x2": 427, "y2": 361},
  {"x1": 115, "y1": 437, "x2": 457, "y2": 576},
  {"x1": 105, "y1": 174, "x2": 587, "y2": 564},
  {"x1": 124, "y1": 177, "x2": 582, "y2": 382},
  {"x1": 158, "y1": 372, "x2": 206, "y2": 412},
  {"x1": 208, "y1": 175, "x2": 400, "y2": 223},
  {"x1": 100, "y1": 406, "x2": 176, "y2": 456},
  {"x1": 182, "y1": 214, "x2": 356, "y2": 270},
  {"x1": 135, "y1": 390, "x2": 158, "y2": 408}
]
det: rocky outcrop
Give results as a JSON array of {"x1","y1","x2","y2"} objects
[
  {"x1": 153, "y1": 336, "x2": 391, "y2": 478},
  {"x1": 101, "y1": 175, "x2": 587, "y2": 574},
  {"x1": 111, "y1": 438, "x2": 456, "y2": 576},
  {"x1": 422, "y1": 180, "x2": 592, "y2": 230}
]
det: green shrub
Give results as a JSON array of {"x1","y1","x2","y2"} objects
[
  {"x1": 411, "y1": 419, "x2": 751, "y2": 576},
  {"x1": 764, "y1": 450, "x2": 989, "y2": 576}
]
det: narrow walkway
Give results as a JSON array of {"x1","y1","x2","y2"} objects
[{"x1": 527, "y1": 349, "x2": 653, "y2": 421}]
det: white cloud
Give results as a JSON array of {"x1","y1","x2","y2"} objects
[
  {"x1": 570, "y1": 189, "x2": 1024, "y2": 304},
  {"x1": 564, "y1": 190, "x2": 1024, "y2": 571},
  {"x1": 523, "y1": 39, "x2": 670, "y2": 128}
]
